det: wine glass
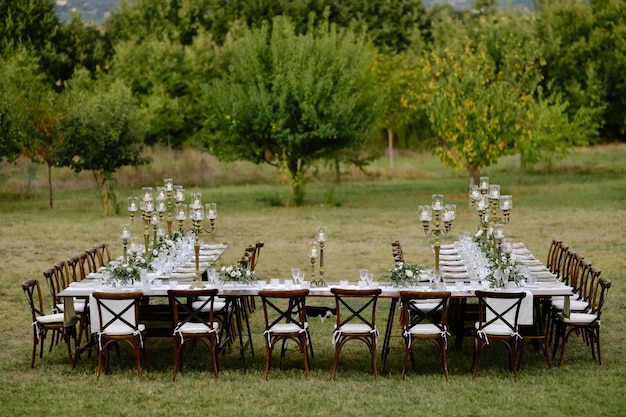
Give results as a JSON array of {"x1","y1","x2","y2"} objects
[
  {"x1": 366, "y1": 273, "x2": 374, "y2": 287},
  {"x1": 359, "y1": 269, "x2": 368, "y2": 285},
  {"x1": 297, "y1": 271, "x2": 305, "y2": 287},
  {"x1": 291, "y1": 268, "x2": 301, "y2": 283}
]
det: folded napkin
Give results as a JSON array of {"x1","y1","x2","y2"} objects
[
  {"x1": 441, "y1": 265, "x2": 467, "y2": 273},
  {"x1": 440, "y1": 260, "x2": 465, "y2": 266}
]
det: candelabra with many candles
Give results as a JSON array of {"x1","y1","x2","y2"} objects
[
  {"x1": 126, "y1": 178, "x2": 218, "y2": 288},
  {"x1": 418, "y1": 194, "x2": 456, "y2": 275}
]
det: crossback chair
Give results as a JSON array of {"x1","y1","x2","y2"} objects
[
  {"x1": 391, "y1": 240, "x2": 405, "y2": 264},
  {"x1": 22, "y1": 279, "x2": 77, "y2": 367},
  {"x1": 84, "y1": 247, "x2": 99, "y2": 274},
  {"x1": 169, "y1": 288, "x2": 220, "y2": 380},
  {"x1": 553, "y1": 277, "x2": 611, "y2": 365},
  {"x1": 545, "y1": 239, "x2": 562, "y2": 275},
  {"x1": 93, "y1": 291, "x2": 145, "y2": 381},
  {"x1": 93, "y1": 243, "x2": 111, "y2": 268},
  {"x1": 399, "y1": 291, "x2": 451, "y2": 380},
  {"x1": 258, "y1": 289, "x2": 311, "y2": 380},
  {"x1": 67, "y1": 253, "x2": 88, "y2": 282},
  {"x1": 472, "y1": 290, "x2": 527, "y2": 380},
  {"x1": 330, "y1": 287, "x2": 382, "y2": 380}
]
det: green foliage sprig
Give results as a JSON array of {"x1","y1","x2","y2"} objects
[
  {"x1": 218, "y1": 264, "x2": 255, "y2": 284},
  {"x1": 385, "y1": 262, "x2": 426, "y2": 287}
]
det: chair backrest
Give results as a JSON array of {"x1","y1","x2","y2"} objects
[
  {"x1": 93, "y1": 291, "x2": 143, "y2": 335},
  {"x1": 67, "y1": 253, "x2": 88, "y2": 282},
  {"x1": 563, "y1": 251, "x2": 585, "y2": 288},
  {"x1": 93, "y1": 243, "x2": 111, "y2": 268},
  {"x1": 546, "y1": 239, "x2": 562, "y2": 274},
  {"x1": 577, "y1": 262, "x2": 601, "y2": 305},
  {"x1": 22, "y1": 279, "x2": 46, "y2": 321},
  {"x1": 475, "y1": 290, "x2": 527, "y2": 334},
  {"x1": 391, "y1": 240, "x2": 405, "y2": 264},
  {"x1": 43, "y1": 267, "x2": 64, "y2": 313},
  {"x1": 54, "y1": 260, "x2": 71, "y2": 289},
  {"x1": 589, "y1": 277, "x2": 611, "y2": 320},
  {"x1": 249, "y1": 241, "x2": 264, "y2": 271},
  {"x1": 168, "y1": 288, "x2": 219, "y2": 331},
  {"x1": 85, "y1": 247, "x2": 99, "y2": 274},
  {"x1": 258, "y1": 289, "x2": 309, "y2": 330},
  {"x1": 331, "y1": 288, "x2": 382, "y2": 330},
  {"x1": 555, "y1": 244, "x2": 571, "y2": 281},
  {"x1": 238, "y1": 245, "x2": 256, "y2": 269},
  {"x1": 399, "y1": 291, "x2": 451, "y2": 332}
]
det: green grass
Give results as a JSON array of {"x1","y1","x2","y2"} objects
[{"x1": 1, "y1": 144, "x2": 626, "y2": 416}]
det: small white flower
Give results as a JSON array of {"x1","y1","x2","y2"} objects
[{"x1": 405, "y1": 269, "x2": 414, "y2": 278}]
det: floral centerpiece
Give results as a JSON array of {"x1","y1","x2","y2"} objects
[
  {"x1": 218, "y1": 264, "x2": 255, "y2": 284},
  {"x1": 103, "y1": 255, "x2": 151, "y2": 287},
  {"x1": 485, "y1": 252, "x2": 524, "y2": 289},
  {"x1": 148, "y1": 231, "x2": 184, "y2": 261},
  {"x1": 385, "y1": 262, "x2": 426, "y2": 287}
]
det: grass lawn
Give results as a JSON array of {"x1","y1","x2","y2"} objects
[{"x1": 1, "y1": 144, "x2": 625, "y2": 416}]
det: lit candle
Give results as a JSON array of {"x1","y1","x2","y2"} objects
[
  {"x1": 164, "y1": 178, "x2": 173, "y2": 191},
  {"x1": 145, "y1": 201, "x2": 154, "y2": 212},
  {"x1": 158, "y1": 202, "x2": 166, "y2": 212},
  {"x1": 311, "y1": 247, "x2": 317, "y2": 258},
  {"x1": 120, "y1": 225, "x2": 131, "y2": 239},
  {"x1": 130, "y1": 202, "x2": 137, "y2": 211},
  {"x1": 480, "y1": 176, "x2": 489, "y2": 191}
]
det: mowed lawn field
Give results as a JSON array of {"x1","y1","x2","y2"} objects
[{"x1": 1, "y1": 144, "x2": 625, "y2": 416}]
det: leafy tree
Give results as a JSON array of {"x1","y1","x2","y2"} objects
[
  {"x1": 57, "y1": 72, "x2": 149, "y2": 215},
  {"x1": 198, "y1": 16, "x2": 380, "y2": 205},
  {"x1": 410, "y1": 13, "x2": 585, "y2": 183}
]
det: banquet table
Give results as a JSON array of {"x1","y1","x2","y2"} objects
[{"x1": 58, "y1": 241, "x2": 571, "y2": 371}]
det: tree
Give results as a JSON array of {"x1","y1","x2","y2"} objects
[
  {"x1": 198, "y1": 16, "x2": 380, "y2": 205},
  {"x1": 57, "y1": 72, "x2": 149, "y2": 216},
  {"x1": 410, "y1": 13, "x2": 586, "y2": 184}
]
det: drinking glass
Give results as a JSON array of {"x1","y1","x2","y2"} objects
[
  {"x1": 359, "y1": 269, "x2": 368, "y2": 285},
  {"x1": 291, "y1": 268, "x2": 301, "y2": 282}
]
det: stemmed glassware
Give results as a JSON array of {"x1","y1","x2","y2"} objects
[{"x1": 359, "y1": 269, "x2": 369, "y2": 286}]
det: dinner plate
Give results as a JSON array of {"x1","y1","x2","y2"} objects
[{"x1": 442, "y1": 265, "x2": 467, "y2": 273}]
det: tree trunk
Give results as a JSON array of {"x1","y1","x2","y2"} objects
[
  {"x1": 103, "y1": 181, "x2": 109, "y2": 217},
  {"x1": 335, "y1": 155, "x2": 341, "y2": 184},
  {"x1": 387, "y1": 128, "x2": 394, "y2": 169},
  {"x1": 518, "y1": 150, "x2": 525, "y2": 186},
  {"x1": 467, "y1": 165, "x2": 481, "y2": 185},
  {"x1": 47, "y1": 162, "x2": 53, "y2": 209}
]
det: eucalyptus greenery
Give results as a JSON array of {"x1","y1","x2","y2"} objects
[{"x1": 385, "y1": 262, "x2": 425, "y2": 287}]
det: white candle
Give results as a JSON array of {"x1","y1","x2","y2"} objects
[
  {"x1": 145, "y1": 201, "x2": 154, "y2": 212},
  {"x1": 311, "y1": 247, "x2": 317, "y2": 258}
]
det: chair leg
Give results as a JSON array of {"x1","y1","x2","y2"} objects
[
  {"x1": 264, "y1": 343, "x2": 273, "y2": 380},
  {"x1": 401, "y1": 339, "x2": 411, "y2": 380},
  {"x1": 331, "y1": 340, "x2": 345, "y2": 380},
  {"x1": 439, "y1": 340, "x2": 449, "y2": 381}
]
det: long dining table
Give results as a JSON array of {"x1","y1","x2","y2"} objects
[{"x1": 58, "y1": 241, "x2": 571, "y2": 371}]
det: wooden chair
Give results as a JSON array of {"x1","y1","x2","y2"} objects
[
  {"x1": 93, "y1": 242, "x2": 111, "y2": 268},
  {"x1": 67, "y1": 253, "x2": 88, "y2": 282},
  {"x1": 330, "y1": 287, "x2": 382, "y2": 379},
  {"x1": 22, "y1": 279, "x2": 77, "y2": 367},
  {"x1": 258, "y1": 289, "x2": 311, "y2": 380},
  {"x1": 168, "y1": 288, "x2": 220, "y2": 380},
  {"x1": 399, "y1": 290, "x2": 451, "y2": 380},
  {"x1": 85, "y1": 247, "x2": 99, "y2": 274},
  {"x1": 472, "y1": 290, "x2": 527, "y2": 380},
  {"x1": 553, "y1": 277, "x2": 611, "y2": 365},
  {"x1": 545, "y1": 239, "x2": 562, "y2": 274},
  {"x1": 92, "y1": 291, "x2": 146, "y2": 381}
]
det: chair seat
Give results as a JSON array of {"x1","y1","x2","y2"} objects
[
  {"x1": 558, "y1": 312, "x2": 598, "y2": 325},
  {"x1": 335, "y1": 323, "x2": 375, "y2": 335},
  {"x1": 406, "y1": 323, "x2": 444, "y2": 336},
  {"x1": 267, "y1": 322, "x2": 307, "y2": 334},
  {"x1": 100, "y1": 323, "x2": 146, "y2": 336},
  {"x1": 56, "y1": 301, "x2": 86, "y2": 314},
  {"x1": 552, "y1": 299, "x2": 589, "y2": 311},
  {"x1": 36, "y1": 313, "x2": 65, "y2": 325},
  {"x1": 475, "y1": 322, "x2": 518, "y2": 337},
  {"x1": 175, "y1": 322, "x2": 219, "y2": 334}
]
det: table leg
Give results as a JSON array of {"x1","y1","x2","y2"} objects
[{"x1": 381, "y1": 297, "x2": 398, "y2": 372}]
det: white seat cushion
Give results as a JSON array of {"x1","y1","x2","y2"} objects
[
  {"x1": 176, "y1": 322, "x2": 219, "y2": 334},
  {"x1": 558, "y1": 312, "x2": 598, "y2": 325},
  {"x1": 475, "y1": 322, "x2": 516, "y2": 336},
  {"x1": 407, "y1": 323, "x2": 443, "y2": 336},
  {"x1": 552, "y1": 299, "x2": 589, "y2": 311},
  {"x1": 36, "y1": 313, "x2": 65, "y2": 325},
  {"x1": 410, "y1": 301, "x2": 442, "y2": 313},
  {"x1": 267, "y1": 322, "x2": 306, "y2": 334},
  {"x1": 56, "y1": 301, "x2": 86, "y2": 314},
  {"x1": 336, "y1": 323, "x2": 374, "y2": 334}
]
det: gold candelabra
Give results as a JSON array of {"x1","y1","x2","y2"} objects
[
  {"x1": 309, "y1": 227, "x2": 327, "y2": 286},
  {"x1": 120, "y1": 224, "x2": 131, "y2": 263},
  {"x1": 469, "y1": 176, "x2": 513, "y2": 257},
  {"x1": 127, "y1": 180, "x2": 218, "y2": 289},
  {"x1": 418, "y1": 194, "x2": 456, "y2": 274}
]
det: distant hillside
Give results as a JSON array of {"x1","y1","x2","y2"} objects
[{"x1": 55, "y1": 0, "x2": 534, "y2": 24}]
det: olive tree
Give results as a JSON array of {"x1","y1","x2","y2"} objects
[{"x1": 198, "y1": 16, "x2": 380, "y2": 205}]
